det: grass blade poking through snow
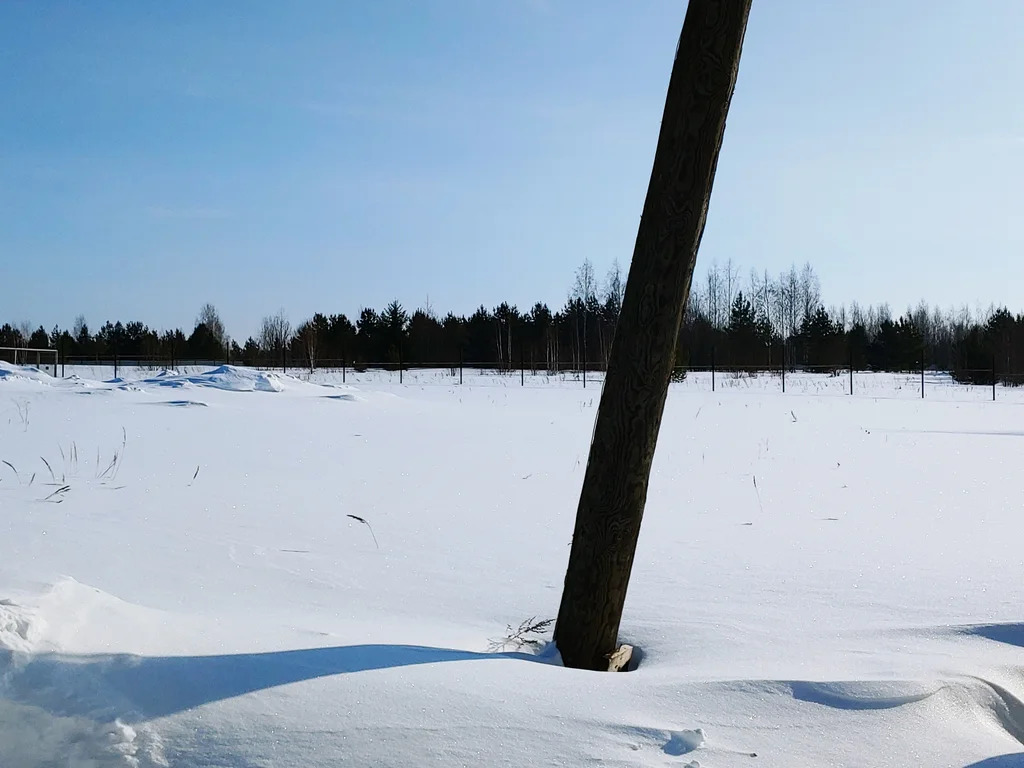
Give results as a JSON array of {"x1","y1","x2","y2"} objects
[
  {"x1": 40, "y1": 456, "x2": 57, "y2": 484},
  {"x1": 41, "y1": 485, "x2": 70, "y2": 503},
  {"x1": 347, "y1": 514, "x2": 379, "y2": 549},
  {"x1": 112, "y1": 427, "x2": 127, "y2": 480},
  {"x1": 2, "y1": 461, "x2": 19, "y2": 484},
  {"x1": 97, "y1": 428, "x2": 128, "y2": 482},
  {"x1": 753, "y1": 475, "x2": 765, "y2": 515}
]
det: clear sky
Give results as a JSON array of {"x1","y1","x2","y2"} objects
[{"x1": 2, "y1": 1, "x2": 1022, "y2": 340}]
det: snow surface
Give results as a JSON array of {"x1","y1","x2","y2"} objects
[{"x1": 2, "y1": 363, "x2": 1024, "y2": 767}]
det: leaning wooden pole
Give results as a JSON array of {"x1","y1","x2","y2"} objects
[{"x1": 554, "y1": 0, "x2": 752, "y2": 671}]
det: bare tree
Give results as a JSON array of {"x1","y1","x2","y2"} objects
[
  {"x1": 197, "y1": 303, "x2": 227, "y2": 347},
  {"x1": 723, "y1": 257, "x2": 740, "y2": 322},
  {"x1": 601, "y1": 261, "x2": 626, "y2": 365},
  {"x1": 16, "y1": 321, "x2": 31, "y2": 346},
  {"x1": 798, "y1": 263, "x2": 821, "y2": 326},
  {"x1": 872, "y1": 303, "x2": 888, "y2": 333},
  {"x1": 296, "y1": 319, "x2": 319, "y2": 372},
  {"x1": 704, "y1": 261, "x2": 724, "y2": 328},
  {"x1": 259, "y1": 310, "x2": 292, "y2": 358},
  {"x1": 849, "y1": 301, "x2": 865, "y2": 328},
  {"x1": 783, "y1": 266, "x2": 801, "y2": 337},
  {"x1": 555, "y1": 0, "x2": 752, "y2": 671},
  {"x1": 573, "y1": 259, "x2": 597, "y2": 372},
  {"x1": 910, "y1": 301, "x2": 932, "y2": 348},
  {"x1": 832, "y1": 304, "x2": 848, "y2": 332},
  {"x1": 605, "y1": 260, "x2": 625, "y2": 313},
  {"x1": 749, "y1": 268, "x2": 774, "y2": 364}
]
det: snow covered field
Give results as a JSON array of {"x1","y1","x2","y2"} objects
[{"x1": 2, "y1": 362, "x2": 1023, "y2": 767}]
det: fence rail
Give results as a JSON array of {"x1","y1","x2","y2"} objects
[{"x1": 42, "y1": 355, "x2": 1024, "y2": 400}]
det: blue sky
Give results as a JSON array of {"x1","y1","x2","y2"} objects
[{"x1": 3, "y1": 1, "x2": 1023, "y2": 340}]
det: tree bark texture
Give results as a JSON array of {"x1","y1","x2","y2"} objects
[{"x1": 554, "y1": 0, "x2": 752, "y2": 671}]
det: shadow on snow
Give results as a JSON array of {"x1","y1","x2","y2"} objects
[{"x1": 0, "y1": 643, "x2": 551, "y2": 721}]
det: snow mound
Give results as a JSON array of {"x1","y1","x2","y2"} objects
[
  {"x1": 0, "y1": 362, "x2": 52, "y2": 384},
  {"x1": 0, "y1": 579, "x2": 173, "y2": 767},
  {"x1": 140, "y1": 365, "x2": 285, "y2": 393}
]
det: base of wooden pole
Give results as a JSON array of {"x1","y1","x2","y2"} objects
[{"x1": 606, "y1": 644, "x2": 634, "y2": 672}]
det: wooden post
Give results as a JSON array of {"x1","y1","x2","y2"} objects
[
  {"x1": 460, "y1": 348, "x2": 464, "y2": 385},
  {"x1": 920, "y1": 351, "x2": 925, "y2": 399},
  {"x1": 711, "y1": 346, "x2": 716, "y2": 392},
  {"x1": 849, "y1": 346, "x2": 853, "y2": 395},
  {"x1": 554, "y1": 0, "x2": 752, "y2": 671},
  {"x1": 992, "y1": 354, "x2": 997, "y2": 402},
  {"x1": 782, "y1": 344, "x2": 786, "y2": 394}
]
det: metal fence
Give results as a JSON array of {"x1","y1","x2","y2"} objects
[{"x1": 34, "y1": 355, "x2": 1024, "y2": 400}]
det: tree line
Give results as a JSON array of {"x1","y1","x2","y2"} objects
[{"x1": 2, "y1": 262, "x2": 1022, "y2": 384}]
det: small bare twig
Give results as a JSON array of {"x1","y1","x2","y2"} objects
[
  {"x1": 1, "y1": 460, "x2": 17, "y2": 483},
  {"x1": 487, "y1": 617, "x2": 555, "y2": 652},
  {"x1": 189, "y1": 465, "x2": 200, "y2": 486},
  {"x1": 13, "y1": 400, "x2": 29, "y2": 432}
]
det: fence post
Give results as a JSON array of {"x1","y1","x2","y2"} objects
[
  {"x1": 711, "y1": 346, "x2": 716, "y2": 392},
  {"x1": 460, "y1": 349, "x2": 464, "y2": 385},
  {"x1": 583, "y1": 359, "x2": 586, "y2": 389},
  {"x1": 781, "y1": 350, "x2": 785, "y2": 394},
  {"x1": 849, "y1": 347, "x2": 854, "y2": 395},
  {"x1": 920, "y1": 354, "x2": 925, "y2": 399},
  {"x1": 993, "y1": 354, "x2": 997, "y2": 402},
  {"x1": 399, "y1": 345, "x2": 403, "y2": 385},
  {"x1": 282, "y1": 347, "x2": 286, "y2": 374},
  {"x1": 114, "y1": 352, "x2": 119, "y2": 380},
  {"x1": 520, "y1": 342, "x2": 524, "y2": 386}
]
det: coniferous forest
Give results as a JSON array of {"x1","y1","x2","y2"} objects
[{"x1": 3, "y1": 260, "x2": 1023, "y2": 385}]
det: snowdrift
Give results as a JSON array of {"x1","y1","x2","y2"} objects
[
  {"x1": 3, "y1": 372, "x2": 1024, "y2": 766},
  {"x1": 0, "y1": 361, "x2": 53, "y2": 385},
  {"x1": 137, "y1": 364, "x2": 286, "y2": 393}
]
